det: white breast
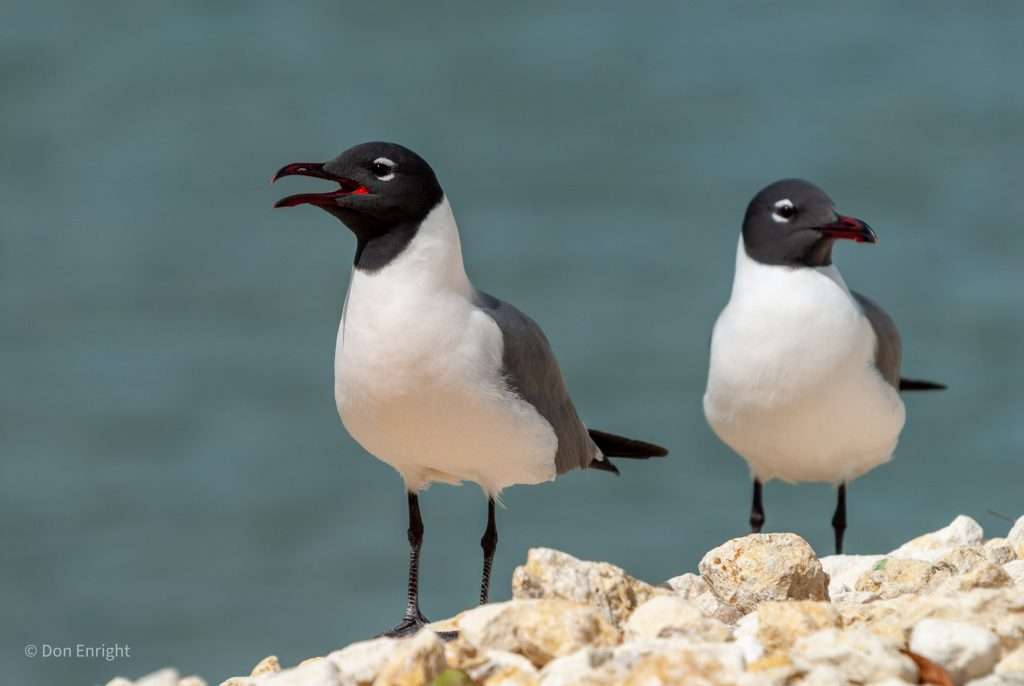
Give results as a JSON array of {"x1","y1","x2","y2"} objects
[
  {"x1": 334, "y1": 197, "x2": 557, "y2": 495},
  {"x1": 703, "y1": 238, "x2": 905, "y2": 484}
]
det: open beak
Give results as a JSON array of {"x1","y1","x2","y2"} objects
[
  {"x1": 272, "y1": 162, "x2": 369, "y2": 209},
  {"x1": 816, "y1": 214, "x2": 877, "y2": 244}
]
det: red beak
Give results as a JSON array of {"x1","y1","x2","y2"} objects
[
  {"x1": 272, "y1": 162, "x2": 369, "y2": 208},
  {"x1": 817, "y1": 215, "x2": 877, "y2": 243}
]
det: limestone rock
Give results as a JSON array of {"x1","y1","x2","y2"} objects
[
  {"x1": 790, "y1": 628, "x2": 918, "y2": 683},
  {"x1": 821, "y1": 554, "x2": 886, "y2": 601},
  {"x1": 664, "y1": 572, "x2": 742, "y2": 623},
  {"x1": 1008, "y1": 517, "x2": 1024, "y2": 559},
  {"x1": 456, "y1": 599, "x2": 619, "y2": 668},
  {"x1": 892, "y1": 516, "x2": 984, "y2": 558},
  {"x1": 665, "y1": 573, "x2": 707, "y2": 598},
  {"x1": 964, "y1": 675, "x2": 1024, "y2": 686},
  {"x1": 180, "y1": 679, "x2": 208, "y2": 686},
  {"x1": 984, "y1": 539, "x2": 1017, "y2": 565},
  {"x1": 854, "y1": 558, "x2": 954, "y2": 598},
  {"x1": 842, "y1": 586, "x2": 1024, "y2": 653},
  {"x1": 942, "y1": 548, "x2": 992, "y2": 574},
  {"x1": 755, "y1": 601, "x2": 839, "y2": 654},
  {"x1": 512, "y1": 548, "x2": 665, "y2": 628},
  {"x1": 537, "y1": 639, "x2": 743, "y2": 686},
  {"x1": 790, "y1": 664, "x2": 849, "y2": 685},
  {"x1": 910, "y1": 618, "x2": 1000, "y2": 685},
  {"x1": 445, "y1": 643, "x2": 539, "y2": 685},
  {"x1": 251, "y1": 657, "x2": 281, "y2": 677},
  {"x1": 995, "y1": 644, "x2": 1024, "y2": 675},
  {"x1": 953, "y1": 561, "x2": 1013, "y2": 591},
  {"x1": 624, "y1": 595, "x2": 731, "y2": 642},
  {"x1": 327, "y1": 636, "x2": 400, "y2": 685},
  {"x1": 372, "y1": 629, "x2": 447, "y2": 686},
  {"x1": 245, "y1": 659, "x2": 339, "y2": 686},
  {"x1": 1005, "y1": 561, "x2": 1024, "y2": 587},
  {"x1": 698, "y1": 533, "x2": 829, "y2": 614}
]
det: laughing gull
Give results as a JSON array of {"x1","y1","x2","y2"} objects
[
  {"x1": 703, "y1": 179, "x2": 943, "y2": 554},
  {"x1": 273, "y1": 142, "x2": 667, "y2": 637}
]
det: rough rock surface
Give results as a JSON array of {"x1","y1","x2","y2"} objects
[
  {"x1": 107, "y1": 514, "x2": 1024, "y2": 686},
  {"x1": 454, "y1": 598, "x2": 619, "y2": 667},
  {"x1": 699, "y1": 533, "x2": 830, "y2": 614},
  {"x1": 910, "y1": 618, "x2": 1001, "y2": 685},
  {"x1": 510, "y1": 548, "x2": 664, "y2": 628}
]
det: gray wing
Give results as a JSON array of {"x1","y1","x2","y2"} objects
[
  {"x1": 852, "y1": 291, "x2": 902, "y2": 389},
  {"x1": 474, "y1": 290, "x2": 598, "y2": 474}
]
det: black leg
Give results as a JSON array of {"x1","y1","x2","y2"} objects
[
  {"x1": 380, "y1": 492, "x2": 429, "y2": 638},
  {"x1": 749, "y1": 479, "x2": 765, "y2": 533},
  {"x1": 832, "y1": 483, "x2": 847, "y2": 554},
  {"x1": 479, "y1": 498, "x2": 498, "y2": 605}
]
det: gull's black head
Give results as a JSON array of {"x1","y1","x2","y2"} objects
[
  {"x1": 273, "y1": 142, "x2": 444, "y2": 270},
  {"x1": 741, "y1": 179, "x2": 877, "y2": 268}
]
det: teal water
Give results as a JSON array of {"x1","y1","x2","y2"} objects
[{"x1": 3, "y1": 3, "x2": 1022, "y2": 684}]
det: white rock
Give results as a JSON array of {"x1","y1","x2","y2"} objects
[
  {"x1": 733, "y1": 613, "x2": 763, "y2": 663},
  {"x1": 624, "y1": 594, "x2": 732, "y2": 642},
  {"x1": 462, "y1": 649, "x2": 538, "y2": 683},
  {"x1": 456, "y1": 598, "x2": 618, "y2": 668},
  {"x1": 964, "y1": 675, "x2": 1024, "y2": 686},
  {"x1": 665, "y1": 572, "x2": 746, "y2": 623},
  {"x1": 699, "y1": 533, "x2": 829, "y2": 615},
  {"x1": 695, "y1": 589, "x2": 745, "y2": 624},
  {"x1": 910, "y1": 618, "x2": 1000, "y2": 685},
  {"x1": 1008, "y1": 516, "x2": 1024, "y2": 558},
  {"x1": 372, "y1": 629, "x2": 447, "y2": 685},
  {"x1": 821, "y1": 554, "x2": 885, "y2": 600},
  {"x1": 984, "y1": 538, "x2": 1017, "y2": 565},
  {"x1": 250, "y1": 657, "x2": 281, "y2": 677},
  {"x1": 1005, "y1": 560, "x2": 1024, "y2": 587},
  {"x1": 792, "y1": 665, "x2": 849, "y2": 685},
  {"x1": 892, "y1": 515, "x2": 984, "y2": 557},
  {"x1": 855, "y1": 557, "x2": 955, "y2": 598},
  {"x1": 539, "y1": 639, "x2": 743, "y2": 686},
  {"x1": 791, "y1": 628, "x2": 917, "y2": 683},
  {"x1": 256, "y1": 659, "x2": 339, "y2": 686},
  {"x1": 180, "y1": 678, "x2": 208, "y2": 686},
  {"x1": 996, "y1": 644, "x2": 1024, "y2": 675},
  {"x1": 665, "y1": 572, "x2": 707, "y2": 598},
  {"x1": 326, "y1": 636, "x2": 399, "y2": 685},
  {"x1": 512, "y1": 548, "x2": 664, "y2": 627}
]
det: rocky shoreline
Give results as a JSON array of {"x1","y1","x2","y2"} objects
[{"x1": 110, "y1": 514, "x2": 1024, "y2": 686}]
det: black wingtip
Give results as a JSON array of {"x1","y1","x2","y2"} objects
[
  {"x1": 588, "y1": 458, "x2": 621, "y2": 475},
  {"x1": 899, "y1": 378, "x2": 947, "y2": 392},
  {"x1": 588, "y1": 429, "x2": 669, "y2": 459}
]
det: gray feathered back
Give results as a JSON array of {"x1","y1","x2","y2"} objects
[
  {"x1": 474, "y1": 290, "x2": 597, "y2": 474},
  {"x1": 852, "y1": 291, "x2": 902, "y2": 388}
]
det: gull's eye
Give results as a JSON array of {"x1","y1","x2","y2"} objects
[
  {"x1": 370, "y1": 157, "x2": 396, "y2": 180},
  {"x1": 772, "y1": 199, "x2": 796, "y2": 222}
]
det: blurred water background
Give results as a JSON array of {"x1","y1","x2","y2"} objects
[{"x1": 2, "y1": 2, "x2": 1022, "y2": 683}]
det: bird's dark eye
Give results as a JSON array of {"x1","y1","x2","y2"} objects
[
  {"x1": 370, "y1": 157, "x2": 396, "y2": 179},
  {"x1": 772, "y1": 199, "x2": 796, "y2": 221}
]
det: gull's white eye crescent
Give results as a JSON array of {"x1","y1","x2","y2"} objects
[
  {"x1": 772, "y1": 199, "x2": 796, "y2": 222},
  {"x1": 370, "y1": 157, "x2": 396, "y2": 181}
]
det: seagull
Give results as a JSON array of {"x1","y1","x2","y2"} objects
[
  {"x1": 273, "y1": 141, "x2": 667, "y2": 637},
  {"x1": 703, "y1": 179, "x2": 944, "y2": 554}
]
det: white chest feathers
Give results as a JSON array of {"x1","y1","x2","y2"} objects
[
  {"x1": 333, "y1": 197, "x2": 557, "y2": 495},
  {"x1": 704, "y1": 239, "x2": 905, "y2": 483}
]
